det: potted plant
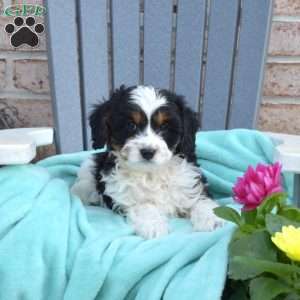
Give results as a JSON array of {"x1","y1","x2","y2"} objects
[{"x1": 215, "y1": 163, "x2": 300, "y2": 300}]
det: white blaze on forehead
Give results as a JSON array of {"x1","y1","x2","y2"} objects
[
  {"x1": 124, "y1": 86, "x2": 171, "y2": 165},
  {"x1": 130, "y1": 86, "x2": 167, "y2": 118}
]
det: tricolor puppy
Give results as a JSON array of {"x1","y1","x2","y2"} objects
[{"x1": 71, "y1": 85, "x2": 224, "y2": 239}]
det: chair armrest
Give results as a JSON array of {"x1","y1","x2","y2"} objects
[
  {"x1": 0, "y1": 127, "x2": 53, "y2": 165},
  {"x1": 265, "y1": 132, "x2": 300, "y2": 173}
]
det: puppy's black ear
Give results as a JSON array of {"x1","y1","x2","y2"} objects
[
  {"x1": 89, "y1": 85, "x2": 130, "y2": 149},
  {"x1": 175, "y1": 96, "x2": 199, "y2": 163},
  {"x1": 89, "y1": 100, "x2": 112, "y2": 149}
]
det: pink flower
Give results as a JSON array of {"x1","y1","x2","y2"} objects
[{"x1": 233, "y1": 162, "x2": 283, "y2": 211}]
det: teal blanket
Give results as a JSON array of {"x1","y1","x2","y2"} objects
[{"x1": 0, "y1": 130, "x2": 276, "y2": 300}]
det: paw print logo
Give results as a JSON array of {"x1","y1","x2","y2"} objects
[{"x1": 4, "y1": 16, "x2": 44, "y2": 48}]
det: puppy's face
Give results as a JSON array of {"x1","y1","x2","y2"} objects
[{"x1": 90, "y1": 85, "x2": 199, "y2": 168}]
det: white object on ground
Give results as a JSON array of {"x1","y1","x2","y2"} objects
[
  {"x1": 266, "y1": 132, "x2": 300, "y2": 173},
  {"x1": 267, "y1": 132, "x2": 300, "y2": 206},
  {"x1": 0, "y1": 127, "x2": 53, "y2": 165}
]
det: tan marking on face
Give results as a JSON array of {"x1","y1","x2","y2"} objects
[
  {"x1": 154, "y1": 111, "x2": 170, "y2": 126},
  {"x1": 131, "y1": 111, "x2": 143, "y2": 125}
]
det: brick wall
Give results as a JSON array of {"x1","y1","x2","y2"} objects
[
  {"x1": 0, "y1": 0, "x2": 54, "y2": 158},
  {"x1": 258, "y1": 0, "x2": 300, "y2": 133},
  {"x1": 0, "y1": 0, "x2": 299, "y2": 158}
]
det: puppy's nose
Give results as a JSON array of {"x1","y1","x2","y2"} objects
[{"x1": 140, "y1": 148, "x2": 156, "y2": 160}]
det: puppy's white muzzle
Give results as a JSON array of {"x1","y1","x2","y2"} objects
[{"x1": 120, "y1": 128, "x2": 172, "y2": 167}]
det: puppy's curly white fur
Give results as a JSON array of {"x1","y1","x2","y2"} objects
[{"x1": 71, "y1": 85, "x2": 224, "y2": 239}]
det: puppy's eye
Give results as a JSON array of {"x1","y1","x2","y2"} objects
[
  {"x1": 128, "y1": 121, "x2": 137, "y2": 131},
  {"x1": 160, "y1": 123, "x2": 169, "y2": 131}
]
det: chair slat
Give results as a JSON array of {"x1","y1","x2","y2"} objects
[
  {"x1": 201, "y1": 0, "x2": 240, "y2": 130},
  {"x1": 78, "y1": 0, "x2": 109, "y2": 149},
  {"x1": 45, "y1": 0, "x2": 83, "y2": 153},
  {"x1": 174, "y1": 0, "x2": 206, "y2": 112},
  {"x1": 228, "y1": 0, "x2": 273, "y2": 129},
  {"x1": 143, "y1": 0, "x2": 173, "y2": 88},
  {"x1": 112, "y1": 0, "x2": 140, "y2": 88}
]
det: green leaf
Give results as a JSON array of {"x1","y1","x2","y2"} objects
[
  {"x1": 280, "y1": 206, "x2": 300, "y2": 223},
  {"x1": 283, "y1": 294, "x2": 300, "y2": 300},
  {"x1": 242, "y1": 209, "x2": 257, "y2": 225},
  {"x1": 239, "y1": 224, "x2": 257, "y2": 234},
  {"x1": 266, "y1": 214, "x2": 300, "y2": 235},
  {"x1": 257, "y1": 192, "x2": 287, "y2": 216},
  {"x1": 213, "y1": 206, "x2": 242, "y2": 226},
  {"x1": 229, "y1": 256, "x2": 300, "y2": 281},
  {"x1": 249, "y1": 277, "x2": 293, "y2": 300},
  {"x1": 231, "y1": 228, "x2": 251, "y2": 241},
  {"x1": 293, "y1": 280, "x2": 300, "y2": 290},
  {"x1": 229, "y1": 230, "x2": 277, "y2": 262}
]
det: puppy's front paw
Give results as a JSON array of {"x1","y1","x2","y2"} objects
[
  {"x1": 134, "y1": 218, "x2": 169, "y2": 239},
  {"x1": 71, "y1": 179, "x2": 102, "y2": 204},
  {"x1": 191, "y1": 212, "x2": 225, "y2": 232},
  {"x1": 191, "y1": 199, "x2": 225, "y2": 232},
  {"x1": 128, "y1": 205, "x2": 169, "y2": 239}
]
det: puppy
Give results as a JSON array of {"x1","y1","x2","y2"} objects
[{"x1": 71, "y1": 85, "x2": 224, "y2": 239}]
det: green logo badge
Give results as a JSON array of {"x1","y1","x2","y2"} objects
[{"x1": 3, "y1": 4, "x2": 46, "y2": 17}]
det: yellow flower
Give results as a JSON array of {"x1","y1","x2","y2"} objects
[{"x1": 271, "y1": 225, "x2": 300, "y2": 262}]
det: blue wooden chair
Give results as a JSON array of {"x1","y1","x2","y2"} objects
[{"x1": 45, "y1": 0, "x2": 272, "y2": 153}]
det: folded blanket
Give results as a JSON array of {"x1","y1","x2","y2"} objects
[{"x1": 0, "y1": 129, "x2": 278, "y2": 300}]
